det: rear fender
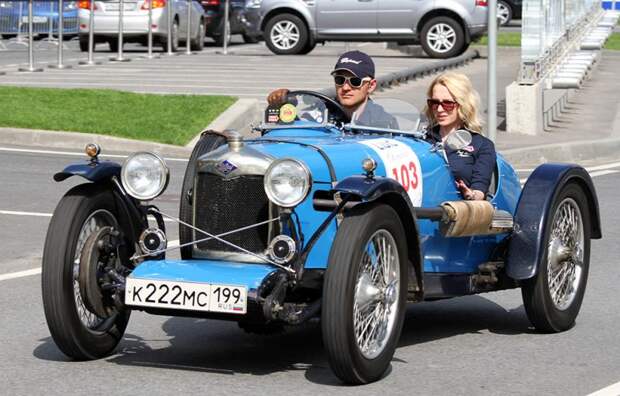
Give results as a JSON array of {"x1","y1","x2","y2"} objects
[
  {"x1": 53, "y1": 161, "x2": 121, "y2": 183},
  {"x1": 333, "y1": 175, "x2": 423, "y2": 299},
  {"x1": 506, "y1": 163, "x2": 601, "y2": 280}
]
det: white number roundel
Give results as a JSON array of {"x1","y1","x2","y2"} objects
[{"x1": 359, "y1": 138, "x2": 423, "y2": 206}]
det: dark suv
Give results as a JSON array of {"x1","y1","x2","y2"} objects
[{"x1": 199, "y1": 0, "x2": 259, "y2": 45}]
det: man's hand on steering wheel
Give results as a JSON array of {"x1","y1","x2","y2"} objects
[{"x1": 267, "y1": 88, "x2": 290, "y2": 106}]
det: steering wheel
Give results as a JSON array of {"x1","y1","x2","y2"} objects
[{"x1": 287, "y1": 90, "x2": 351, "y2": 124}]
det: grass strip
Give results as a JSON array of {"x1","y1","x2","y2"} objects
[
  {"x1": 474, "y1": 32, "x2": 521, "y2": 47},
  {"x1": 0, "y1": 87, "x2": 236, "y2": 146},
  {"x1": 604, "y1": 32, "x2": 620, "y2": 50}
]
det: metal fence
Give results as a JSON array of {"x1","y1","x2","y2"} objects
[{"x1": 0, "y1": 1, "x2": 79, "y2": 36}]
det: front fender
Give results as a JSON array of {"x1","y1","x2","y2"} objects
[
  {"x1": 53, "y1": 161, "x2": 121, "y2": 183},
  {"x1": 333, "y1": 175, "x2": 424, "y2": 300},
  {"x1": 506, "y1": 163, "x2": 602, "y2": 280}
]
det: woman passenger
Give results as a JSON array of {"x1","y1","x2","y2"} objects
[{"x1": 423, "y1": 72, "x2": 496, "y2": 201}]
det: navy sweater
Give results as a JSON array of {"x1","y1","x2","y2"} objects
[{"x1": 426, "y1": 127, "x2": 496, "y2": 193}]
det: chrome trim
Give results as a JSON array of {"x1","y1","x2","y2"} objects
[
  {"x1": 267, "y1": 235, "x2": 297, "y2": 264},
  {"x1": 264, "y1": 158, "x2": 313, "y2": 208},
  {"x1": 121, "y1": 151, "x2": 170, "y2": 201}
]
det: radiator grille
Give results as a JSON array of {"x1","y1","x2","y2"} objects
[{"x1": 194, "y1": 173, "x2": 271, "y2": 254}]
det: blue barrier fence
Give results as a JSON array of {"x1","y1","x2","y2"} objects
[
  {"x1": 602, "y1": 1, "x2": 620, "y2": 10},
  {"x1": 0, "y1": 1, "x2": 79, "y2": 36}
]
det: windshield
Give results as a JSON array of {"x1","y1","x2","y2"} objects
[{"x1": 350, "y1": 98, "x2": 422, "y2": 135}]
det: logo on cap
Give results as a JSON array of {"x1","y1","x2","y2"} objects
[{"x1": 339, "y1": 57, "x2": 362, "y2": 64}]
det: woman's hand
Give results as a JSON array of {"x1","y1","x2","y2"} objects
[{"x1": 456, "y1": 179, "x2": 485, "y2": 200}]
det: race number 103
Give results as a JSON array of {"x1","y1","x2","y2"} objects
[{"x1": 391, "y1": 161, "x2": 419, "y2": 192}]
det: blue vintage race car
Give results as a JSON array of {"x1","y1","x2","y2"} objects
[{"x1": 42, "y1": 92, "x2": 601, "y2": 384}]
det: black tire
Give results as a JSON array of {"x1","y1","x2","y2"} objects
[
  {"x1": 299, "y1": 39, "x2": 316, "y2": 55},
  {"x1": 79, "y1": 35, "x2": 89, "y2": 52},
  {"x1": 108, "y1": 39, "x2": 119, "y2": 53},
  {"x1": 179, "y1": 132, "x2": 227, "y2": 259},
  {"x1": 42, "y1": 183, "x2": 130, "y2": 360},
  {"x1": 161, "y1": 19, "x2": 179, "y2": 52},
  {"x1": 322, "y1": 204, "x2": 408, "y2": 384},
  {"x1": 497, "y1": 0, "x2": 514, "y2": 26},
  {"x1": 420, "y1": 16, "x2": 466, "y2": 59},
  {"x1": 521, "y1": 183, "x2": 591, "y2": 333},
  {"x1": 264, "y1": 13, "x2": 309, "y2": 55},
  {"x1": 214, "y1": 19, "x2": 231, "y2": 47},
  {"x1": 242, "y1": 33, "x2": 259, "y2": 44},
  {"x1": 191, "y1": 20, "x2": 206, "y2": 51}
]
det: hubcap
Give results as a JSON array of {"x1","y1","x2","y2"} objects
[
  {"x1": 427, "y1": 23, "x2": 456, "y2": 53},
  {"x1": 497, "y1": 3, "x2": 510, "y2": 25},
  {"x1": 73, "y1": 209, "x2": 119, "y2": 331},
  {"x1": 353, "y1": 229, "x2": 400, "y2": 360},
  {"x1": 271, "y1": 21, "x2": 300, "y2": 50},
  {"x1": 546, "y1": 198, "x2": 584, "y2": 311}
]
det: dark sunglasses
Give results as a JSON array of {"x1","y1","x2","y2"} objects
[
  {"x1": 334, "y1": 75, "x2": 371, "y2": 88},
  {"x1": 427, "y1": 99, "x2": 458, "y2": 111}
]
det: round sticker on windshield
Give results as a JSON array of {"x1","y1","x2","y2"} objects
[{"x1": 279, "y1": 103, "x2": 297, "y2": 123}]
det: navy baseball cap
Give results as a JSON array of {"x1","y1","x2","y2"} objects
[{"x1": 331, "y1": 50, "x2": 375, "y2": 79}]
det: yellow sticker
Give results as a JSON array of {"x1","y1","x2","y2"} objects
[{"x1": 279, "y1": 103, "x2": 297, "y2": 123}]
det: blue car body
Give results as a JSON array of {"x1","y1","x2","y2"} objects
[{"x1": 0, "y1": 1, "x2": 78, "y2": 35}]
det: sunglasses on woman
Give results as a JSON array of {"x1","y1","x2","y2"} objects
[
  {"x1": 427, "y1": 99, "x2": 458, "y2": 112},
  {"x1": 334, "y1": 75, "x2": 371, "y2": 88}
]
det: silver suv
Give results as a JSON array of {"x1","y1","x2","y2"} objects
[{"x1": 243, "y1": 0, "x2": 488, "y2": 58}]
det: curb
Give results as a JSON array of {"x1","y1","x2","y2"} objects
[
  {"x1": 0, "y1": 127, "x2": 192, "y2": 157},
  {"x1": 188, "y1": 98, "x2": 260, "y2": 146},
  {"x1": 501, "y1": 136, "x2": 620, "y2": 166}
]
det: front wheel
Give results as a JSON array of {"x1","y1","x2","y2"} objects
[
  {"x1": 264, "y1": 13, "x2": 308, "y2": 55},
  {"x1": 521, "y1": 183, "x2": 591, "y2": 332},
  {"x1": 420, "y1": 16, "x2": 466, "y2": 59},
  {"x1": 322, "y1": 204, "x2": 408, "y2": 384},
  {"x1": 42, "y1": 183, "x2": 131, "y2": 360},
  {"x1": 497, "y1": 1, "x2": 513, "y2": 26}
]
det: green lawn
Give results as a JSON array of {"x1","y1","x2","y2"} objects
[
  {"x1": 604, "y1": 32, "x2": 620, "y2": 50},
  {"x1": 0, "y1": 87, "x2": 236, "y2": 146},
  {"x1": 474, "y1": 32, "x2": 521, "y2": 47}
]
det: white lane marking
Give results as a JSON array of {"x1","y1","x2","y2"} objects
[
  {"x1": 0, "y1": 210, "x2": 51, "y2": 217},
  {"x1": 519, "y1": 169, "x2": 619, "y2": 185},
  {"x1": 0, "y1": 146, "x2": 188, "y2": 162},
  {"x1": 515, "y1": 161, "x2": 620, "y2": 173},
  {"x1": 587, "y1": 381, "x2": 620, "y2": 396},
  {"x1": 0, "y1": 240, "x2": 180, "y2": 282},
  {"x1": 0, "y1": 268, "x2": 41, "y2": 281},
  {"x1": 0, "y1": 210, "x2": 175, "y2": 223}
]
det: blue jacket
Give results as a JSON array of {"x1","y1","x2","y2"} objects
[{"x1": 426, "y1": 127, "x2": 496, "y2": 193}]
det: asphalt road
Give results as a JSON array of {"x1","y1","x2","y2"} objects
[{"x1": 0, "y1": 145, "x2": 619, "y2": 395}]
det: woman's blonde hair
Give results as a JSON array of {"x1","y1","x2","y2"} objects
[{"x1": 424, "y1": 72, "x2": 482, "y2": 133}]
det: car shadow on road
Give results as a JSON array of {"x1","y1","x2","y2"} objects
[{"x1": 31, "y1": 294, "x2": 534, "y2": 385}]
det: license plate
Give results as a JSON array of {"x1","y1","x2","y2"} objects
[
  {"x1": 22, "y1": 16, "x2": 48, "y2": 23},
  {"x1": 125, "y1": 278, "x2": 247, "y2": 315},
  {"x1": 105, "y1": 3, "x2": 136, "y2": 11}
]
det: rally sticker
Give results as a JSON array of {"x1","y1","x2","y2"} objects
[
  {"x1": 359, "y1": 138, "x2": 423, "y2": 206},
  {"x1": 279, "y1": 103, "x2": 297, "y2": 123}
]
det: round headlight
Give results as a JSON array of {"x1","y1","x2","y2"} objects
[
  {"x1": 264, "y1": 158, "x2": 311, "y2": 207},
  {"x1": 121, "y1": 152, "x2": 169, "y2": 200}
]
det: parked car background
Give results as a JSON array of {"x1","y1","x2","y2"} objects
[
  {"x1": 199, "y1": 0, "x2": 258, "y2": 45},
  {"x1": 497, "y1": 0, "x2": 522, "y2": 26},
  {"x1": 0, "y1": 0, "x2": 79, "y2": 38},
  {"x1": 243, "y1": 0, "x2": 488, "y2": 58},
  {"x1": 77, "y1": 0, "x2": 206, "y2": 52}
]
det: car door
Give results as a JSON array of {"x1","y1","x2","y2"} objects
[
  {"x1": 315, "y1": 0, "x2": 377, "y2": 36},
  {"x1": 377, "y1": 0, "x2": 424, "y2": 37}
]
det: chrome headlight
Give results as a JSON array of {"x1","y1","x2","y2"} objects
[
  {"x1": 264, "y1": 158, "x2": 311, "y2": 208},
  {"x1": 121, "y1": 152, "x2": 169, "y2": 201}
]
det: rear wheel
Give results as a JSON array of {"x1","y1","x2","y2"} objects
[
  {"x1": 108, "y1": 39, "x2": 119, "y2": 53},
  {"x1": 179, "y1": 132, "x2": 227, "y2": 259},
  {"x1": 521, "y1": 183, "x2": 591, "y2": 332},
  {"x1": 42, "y1": 184, "x2": 131, "y2": 360},
  {"x1": 214, "y1": 19, "x2": 231, "y2": 47},
  {"x1": 79, "y1": 35, "x2": 89, "y2": 52},
  {"x1": 161, "y1": 20, "x2": 179, "y2": 52},
  {"x1": 322, "y1": 204, "x2": 408, "y2": 384},
  {"x1": 420, "y1": 16, "x2": 466, "y2": 59},
  {"x1": 264, "y1": 13, "x2": 308, "y2": 55},
  {"x1": 497, "y1": 1, "x2": 513, "y2": 26},
  {"x1": 242, "y1": 33, "x2": 259, "y2": 44}
]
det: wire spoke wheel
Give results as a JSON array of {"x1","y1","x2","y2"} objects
[
  {"x1": 322, "y1": 204, "x2": 408, "y2": 384},
  {"x1": 546, "y1": 198, "x2": 584, "y2": 310},
  {"x1": 353, "y1": 230, "x2": 400, "y2": 359}
]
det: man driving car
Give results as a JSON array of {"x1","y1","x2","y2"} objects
[{"x1": 267, "y1": 50, "x2": 398, "y2": 129}]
